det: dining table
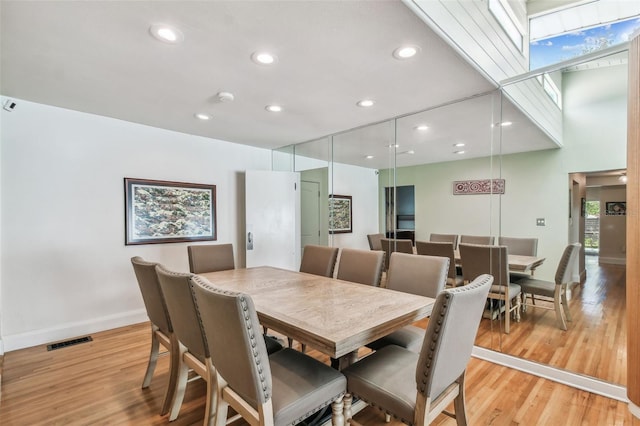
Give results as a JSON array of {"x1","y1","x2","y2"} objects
[{"x1": 454, "y1": 250, "x2": 546, "y2": 274}]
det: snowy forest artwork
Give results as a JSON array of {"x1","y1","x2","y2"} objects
[
  {"x1": 125, "y1": 178, "x2": 216, "y2": 245},
  {"x1": 329, "y1": 194, "x2": 352, "y2": 234}
]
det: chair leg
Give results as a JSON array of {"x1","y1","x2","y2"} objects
[
  {"x1": 504, "y1": 297, "x2": 510, "y2": 334},
  {"x1": 203, "y1": 359, "x2": 218, "y2": 426},
  {"x1": 168, "y1": 343, "x2": 190, "y2": 421},
  {"x1": 162, "y1": 334, "x2": 181, "y2": 416},
  {"x1": 453, "y1": 373, "x2": 468, "y2": 426},
  {"x1": 561, "y1": 285, "x2": 572, "y2": 322},
  {"x1": 554, "y1": 287, "x2": 568, "y2": 331},
  {"x1": 142, "y1": 325, "x2": 160, "y2": 389},
  {"x1": 287, "y1": 337, "x2": 293, "y2": 348}
]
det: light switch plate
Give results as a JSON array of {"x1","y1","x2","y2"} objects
[{"x1": 536, "y1": 218, "x2": 546, "y2": 226}]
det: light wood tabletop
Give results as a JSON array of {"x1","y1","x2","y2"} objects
[
  {"x1": 198, "y1": 266, "x2": 435, "y2": 360},
  {"x1": 454, "y1": 250, "x2": 545, "y2": 273}
]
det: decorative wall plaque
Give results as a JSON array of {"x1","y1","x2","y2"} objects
[{"x1": 453, "y1": 179, "x2": 505, "y2": 195}]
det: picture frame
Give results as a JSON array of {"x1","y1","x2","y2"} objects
[
  {"x1": 605, "y1": 201, "x2": 626, "y2": 216},
  {"x1": 329, "y1": 194, "x2": 352, "y2": 234},
  {"x1": 581, "y1": 197, "x2": 586, "y2": 217},
  {"x1": 124, "y1": 178, "x2": 216, "y2": 245}
]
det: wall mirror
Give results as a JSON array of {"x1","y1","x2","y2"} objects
[{"x1": 273, "y1": 45, "x2": 628, "y2": 389}]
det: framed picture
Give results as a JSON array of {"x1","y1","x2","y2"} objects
[
  {"x1": 581, "y1": 198, "x2": 586, "y2": 217},
  {"x1": 605, "y1": 201, "x2": 626, "y2": 216},
  {"x1": 124, "y1": 178, "x2": 216, "y2": 245},
  {"x1": 329, "y1": 194, "x2": 352, "y2": 234}
]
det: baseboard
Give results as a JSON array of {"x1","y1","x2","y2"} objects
[
  {"x1": 2, "y1": 309, "x2": 148, "y2": 352},
  {"x1": 629, "y1": 401, "x2": 640, "y2": 419},
  {"x1": 599, "y1": 257, "x2": 626, "y2": 265},
  {"x1": 472, "y1": 346, "x2": 628, "y2": 402}
]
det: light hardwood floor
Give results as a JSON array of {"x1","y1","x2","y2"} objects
[{"x1": 0, "y1": 319, "x2": 637, "y2": 426}]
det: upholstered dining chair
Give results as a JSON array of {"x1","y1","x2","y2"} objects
[
  {"x1": 380, "y1": 238, "x2": 413, "y2": 271},
  {"x1": 187, "y1": 243, "x2": 235, "y2": 274},
  {"x1": 519, "y1": 243, "x2": 581, "y2": 330},
  {"x1": 498, "y1": 236, "x2": 539, "y2": 281},
  {"x1": 459, "y1": 243, "x2": 521, "y2": 334},
  {"x1": 299, "y1": 244, "x2": 339, "y2": 277},
  {"x1": 343, "y1": 274, "x2": 493, "y2": 426},
  {"x1": 189, "y1": 275, "x2": 348, "y2": 426},
  {"x1": 367, "y1": 233, "x2": 384, "y2": 251},
  {"x1": 156, "y1": 265, "x2": 284, "y2": 425},
  {"x1": 416, "y1": 240, "x2": 463, "y2": 287},
  {"x1": 460, "y1": 234, "x2": 495, "y2": 245},
  {"x1": 366, "y1": 252, "x2": 448, "y2": 352},
  {"x1": 429, "y1": 233, "x2": 459, "y2": 250},
  {"x1": 336, "y1": 248, "x2": 385, "y2": 287},
  {"x1": 130, "y1": 257, "x2": 179, "y2": 416}
]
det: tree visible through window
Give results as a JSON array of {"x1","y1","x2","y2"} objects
[{"x1": 584, "y1": 200, "x2": 600, "y2": 250}]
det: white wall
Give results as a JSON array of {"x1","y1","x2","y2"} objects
[
  {"x1": 599, "y1": 186, "x2": 627, "y2": 265},
  {"x1": 0, "y1": 98, "x2": 272, "y2": 352}
]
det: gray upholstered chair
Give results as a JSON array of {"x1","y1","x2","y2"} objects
[
  {"x1": 416, "y1": 240, "x2": 463, "y2": 287},
  {"x1": 459, "y1": 243, "x2": 521, "y2": 334},
  {"x1": 130, "y1": 256, "x2": 179, "y2": 416},
  {"x1": 429, "y1": 233, "x2": 459, "y2": 250},
  {"x1": 187, "y1": 243, "x2": 235, "y2": 274},
  {"x1": 367, "y1": 233, "x2": 384, "y2": 251},
  {"x1": 156, "y1": 265, "x2": 283, "y2": 424},
  {"x1": 519, "y1": 243, "x2": 581, "y2": 330},
  {"x1": 380, "y1": 238, "x2": 414, "y2": 271},
  {"x1": 498, "y1": 236, "x2": 539, "y2": 281},
  {"x1": 366, "y1": 252, "x2": 448, "y2": 352},
  {"x1": 336, "y1": 248, "x2": 385, "y2": 287},
  {"x1": 460, "y1": 234, "x2": 495, "y2": 245},
  {"x1": 299, "y1": 244, "x2": 339, "y2": 277},
  {"x1": 189, "y1": 275, "x2": 347, "y2": 426},
  {"x1": 343, "y1": 274, "x2": 493, "y2": 426}
]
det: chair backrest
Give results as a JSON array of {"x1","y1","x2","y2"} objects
[
  {"x1": 131, "y1": 256, "x2": 172, "y2": 334},
  {"x1": 187, "y1": 243, "x2": 235, "y2": 274},
  {"x1": 155, "y1": 265, "x2": 209, "y2": 360},
  {"x1": 190, "y1": 275, "x2": 272, "y2": 409},
  {"x1": 498, "y1": 237, "x2": 538, "y2": 256},
  {"x1": 429, "y1": 233, "x2": 459, "y2": 250},
  {"x1": 299, "y1": 244, "x2": 339, "y2": 277},
  {"x1": 415, "y1": 274, "x2": 493, "y2": 400},
  {"x1": 459, "y1": 243, "x2": 509, "y2": 286},
  {"x1": 460, "y1": 235, "x2": 495, "y2": 245},
  {"x1": 380, "y1": 238, "x2": 414, "y2": 271},
  {"x1": 367, "y1": 233, "x2": 384, "y2": 251},
  {"x1": 336, "y1": 248, "x2": 385, "y2": 286},
  {"x1": 555, "y1": 243, "x2": 581, "y2": 285},
  {"x1": 386, "y1": 252, "x2": 448, "y2": 298},
  {"x1": 415, "y1": 241, "x2": 457, "y2": 280}
]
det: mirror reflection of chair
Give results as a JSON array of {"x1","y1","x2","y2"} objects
[
  {"x1": 460, "y1": 235, "x2": 495, "y2": 245},
  {"x1": 343, "y1": 274, "x2": 493, "y2": 426},
  {"x1": 519, "y1": 243, "x2": 581, "y2": 331},
  {"x1": 187, "y1": 243, "x2": 235, "y2": 274},
  {"x1": 366, "y1": 252, "x2": 448, "y2": 353},
  {"x1": 459, "y1": 243, "x2": 521, "y2": 334},
  {"x1": 380, "y1": 238, "x2": 413, "y2": 271},
  {"x1": 429, "y1": 233, "x2": 459, "y2": 250},
  {"x1": 498, "y1": 236, "x2": 539, "y2": 281},
  {"x1": 190, "y1": 275, "x2": 348, "y2": 426},
  {"x1": 299, "y1": 244, "x2": 339, "y2": 277},
  {"x1": 130, "y1": 256, "x2": 179, "y2": 416},
  {"x1": 336, "y1": 248, "x2": 385, "y2": 287},
  {"x1": 416, "y1": 240, "x2": 463, "y2": 287},
  {"x1": 367, "y1": 233, "x2": 384, "y2": 251}
]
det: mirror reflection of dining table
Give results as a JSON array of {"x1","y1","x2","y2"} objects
[{"x1": 454, "y1": 250, "x2": 546, "y2": 274}]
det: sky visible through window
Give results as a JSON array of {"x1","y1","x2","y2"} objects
[{"x1": 530, "y1": 16, "x2": 640, "y2": 69}]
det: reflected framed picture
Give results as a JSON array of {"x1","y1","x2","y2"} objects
[
  {"x1": 329, "y1": 194, "x2": 352, "y2": 234},
  {"x1": 124, "y1": 178, "x2": 216, "y2": 245},
  {"x1": 605, "y1": 201, "x2": 626, "y2": 216}
]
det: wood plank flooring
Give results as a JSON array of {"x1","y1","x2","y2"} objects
[{"x1": 0, "y1": 320, "x2": 637, "y2": 426}]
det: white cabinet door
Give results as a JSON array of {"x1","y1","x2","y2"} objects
[{"x1": 245, "y1": 170, "x2": 300, "y2": 270}]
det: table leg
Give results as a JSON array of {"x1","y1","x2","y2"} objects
[
  {"x1": 343, "y1": 393, "x2": 352, "y2": 423},
  {"x1": 331, "y1": 395, "x2": 345, "y2": 426}
]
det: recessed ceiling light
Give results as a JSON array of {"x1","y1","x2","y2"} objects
[
  {"x1": 149, "y1": 24, "x2": 184, "y2": 43},
  {"x1": 365, "y1": 155, "x2": 374, "y2": 159},
  {"x1": 501, "y1": 121, "x2": 513, "y2": 127},
  {"x1": 387, "y1": 143, "x2": 399, "y2": 148},
  {"x1": 265, "y1": 105, "x2": 282, "y2": 112},
  {"x1": 453, "y1": 143, "x2": 465, "y2": 147},
  {"x1": 393, "y1": 45, "x2": 420, "y2": 59},
  {"x1": 357, "y1": 99, "x2": 375, "y2": 107},
  {"x1": 251, "y1": 52, "x2": 277, "y2": 65},
  {"x1": 415, "y1": 125, "x2": 429, "y2": 131},
  {"x1": 454, "y1": 150, "x2": 465, "y2": 154},
  {"x1": 194, "y1": 113, "x2": 211, "y2": 120},
  {"x1": 407, "y1": 150, "x2": 415, "y2": 154}
]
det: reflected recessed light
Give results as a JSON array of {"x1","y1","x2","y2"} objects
[
  {"x1": 265, "y1": 105, "x2": 282, "y2": 112},
  {"x1": 357, "y1": 99, "x2": 375, "y2": 108},
  {"x1": 251, "y1": 51, "x2": 277, "y2": 65},
  {"x1": 149, "y1": 24, "x2": 184, "y2": 43},
  {"x1": 453, "y1": 143, "x2": 465, "y2": 147},
  {"x1": 619, "y1": 174, "x2": 628, "y2": 183},
  {"x1": 194, "y1": 113, "x2": 211, "y2": 120},
  {"x1": 501, "y1": 121, "x2": 513, "y2": 127},
  {"x1": 365, "y1": 155, "x2": 374, "y2": 159},
  {"x1": 407, "y1": 150, "x2": 415, "y2": 154},
  {"x1": 415, "y1": 125, "x2": 429, "y2": 131},
  {"x1": 393, "y1": 45, "x2": 420, "y2": 59},
  {"x1": 387, "y1": 143, "x2": 399, "y2": 148},
  {"x1": 454, "y1": 150, "x2": 465, "y2": 154}
]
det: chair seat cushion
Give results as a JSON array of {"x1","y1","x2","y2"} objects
[
  {"x1": 264, "y1": 335, "x2": 284, "y2": 354},
  {"x1": 518, "y1": 278, "x2": 555, "y2": 298},
  {"x1": 490, "y1": 282, "x2": 521, "y2": 297},
  {"x1": 365, "y1": 325, "x2": 424, "y2": 353},
  {"x1": 270, "y1": 348, "x2": 346, "y2": 426},
  {"x1": 509, "y1": 272, "x2": 531, "y2": 283},
  {"x1": 343, "y1": 345, "x2": 418, "y2": 424}
]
